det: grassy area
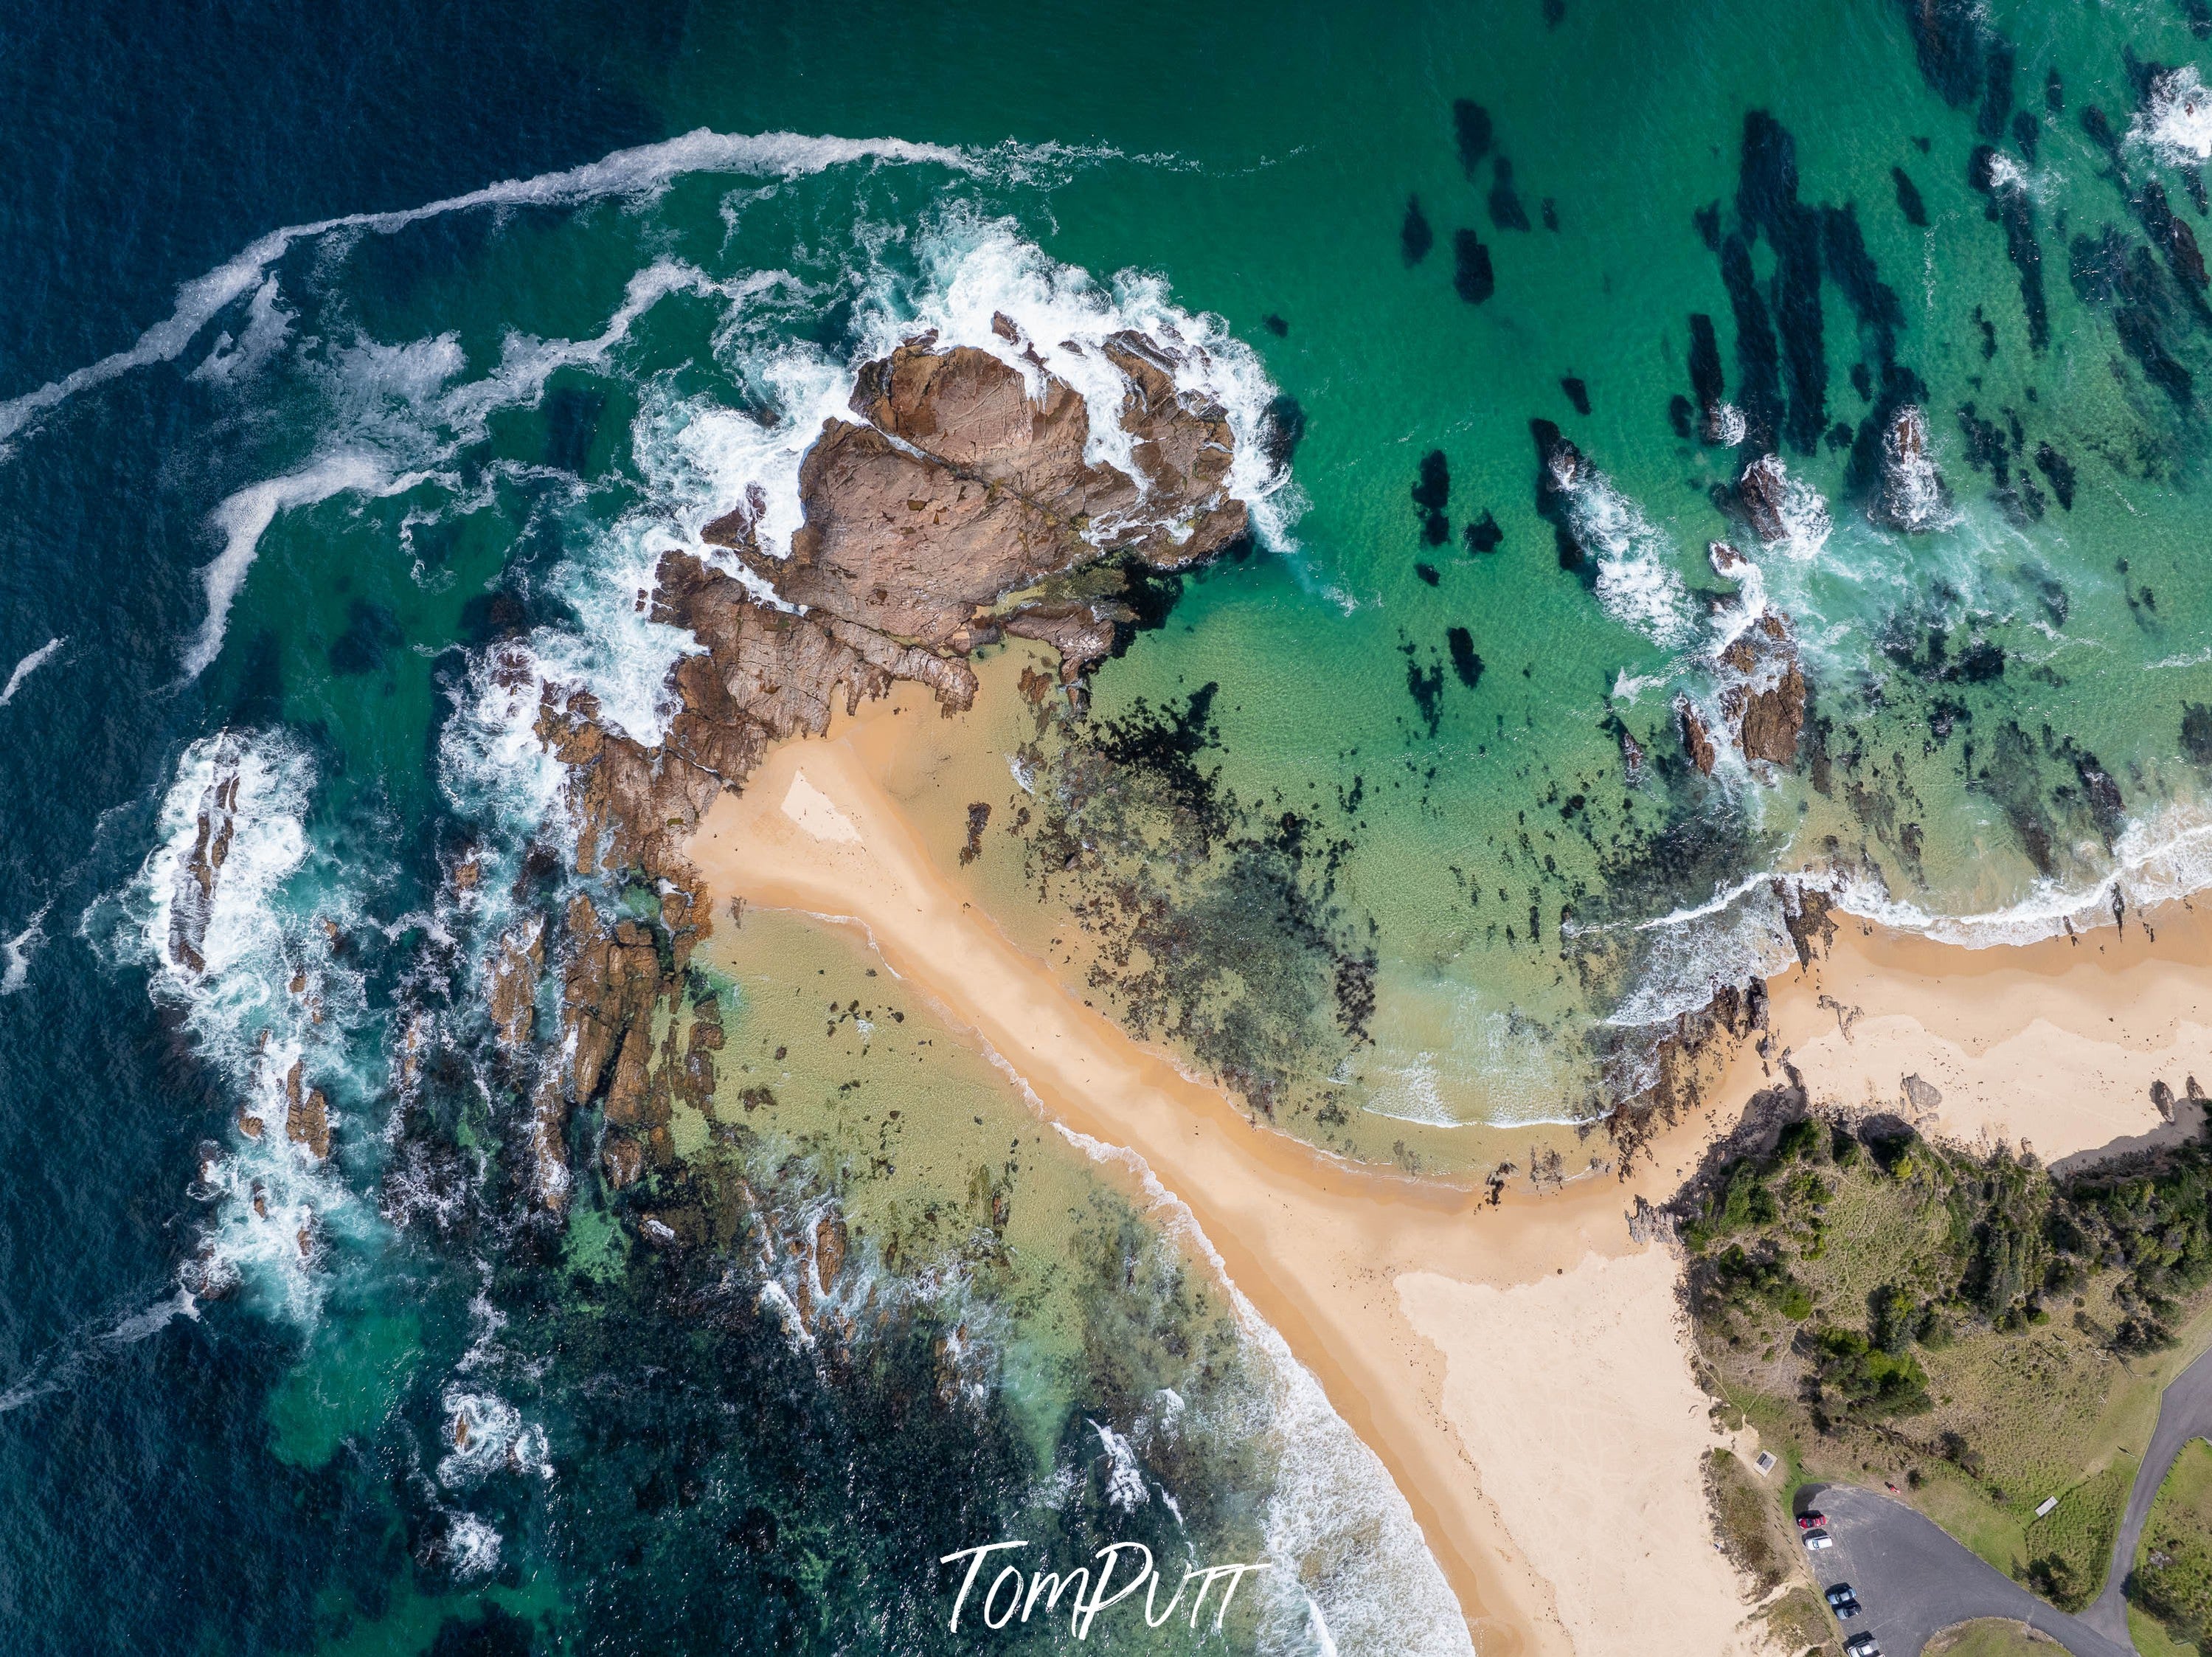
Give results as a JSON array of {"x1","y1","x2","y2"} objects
[
  {"x1": 2130, "y1": 1436, "x2": 2212, "y2": 1653},
  {"x1": 2135, "y1": 1602, "x2": 2202, "y2": 1657},
  {"x1": 1760, "y1": 1584, "x2": 1840, "y2": 1657},
  {"x1": 1707, "y1": 1447, "x2": 1791, "y2": 1596},
  {"x1": 1677, "y1": 1112, "x2": 2212, "y2": 1611},
  {"x1": 1924, "y1": 1620, "x2": 2064, "y2": 1656}
]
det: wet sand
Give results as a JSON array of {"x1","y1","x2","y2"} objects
[{"x1": 684, "y1": 668, "x2": 2212, "y2": 1657}]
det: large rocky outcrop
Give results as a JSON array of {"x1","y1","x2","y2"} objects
[
  {"x1": 169, "y1": 736, "x2": 243, "y2": 975},
  {"x1": 1720, "y1": 612, "x2": 1807, "y2": 767},
  {"x1": 510, "y1": 320, "x2": 1254, "y2": 1206}
]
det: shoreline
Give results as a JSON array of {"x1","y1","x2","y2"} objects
[{"x1": 684, "y1": 666, "x2": 2212, "y2": 1657}]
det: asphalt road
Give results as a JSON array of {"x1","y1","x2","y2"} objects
[
  {"x1": 2081, "y1": 1340, "x2": 2212, "y2": 1649},
  {"x1": 1803, "y1": 1484, "x2": 2134, "y2": 1657}
]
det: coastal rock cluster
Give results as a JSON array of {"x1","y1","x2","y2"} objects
[{"x1": 519, "y1": 319, "x2": 1252, "y2": 1203}]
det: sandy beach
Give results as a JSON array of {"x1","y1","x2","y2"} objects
[{"x1": 684, "y1": 665, "x2": 2212, "y2": 1657}]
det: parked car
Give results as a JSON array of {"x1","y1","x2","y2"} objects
[
  {"x1": 1844, "y1": 1635, "x2": 1882, "y2": 1657},
  {"x1": 1803, "y1": 1529, "x2": 1835, "y2": 1551},
  {"x1": 1824, "y1": 1584, "x2": 1861, "y2": 1619},
  {"x1": 1796, "y1": 1510, "x2": 1826, "y2": 1530}
]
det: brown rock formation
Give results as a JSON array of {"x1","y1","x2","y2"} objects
[
  {"x1": 1871, "y1": 404, "x2": 1951, "y2": 532},
  {"x1": 170, "y1": 736, "x2": 243, "y2": 974},
  {"x1": 282, "y1": 1059, "x2": 330, "y2": 1160},
  {"x1": 486, "y1": 918, "x2": 543, "y2": 1049},
  {"x1": 1676, "y1": 694, "x2": 1718, "y2": 775},
  {"x1": 1735, "y1": 454, "x2": 1790, "y2": 546},
  {"x1": 515, "y1": 328, "x2": 1254, "y2": 1204},
  {"x1": 1719, "y1": 612, "x2": 1806, "y2": 768}
]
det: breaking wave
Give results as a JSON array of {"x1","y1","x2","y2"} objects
[
  {"x1": 2134, "y1": 65, "x2": 2212, "y2": 165},
  {"x1": 1053, "y1": 1125, "x2": 1477, "y2": 1657}
]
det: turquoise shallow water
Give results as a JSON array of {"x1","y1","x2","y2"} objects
[{"x1": 7, "y1": 1, "x2": 2212, "y2": 1650}]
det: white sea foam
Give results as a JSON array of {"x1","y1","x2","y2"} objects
[
  {"x1": 2135, "y1": 65, "x2": 2212, "y2": 163},
  {"x1": 185, "y1": 455, "x2": 406, "y2": 679},
  {"x1": 1, "y1": 636, "x2": 65, "y2": 706},
  {"x1": 1834, "y1": 800, "x2": 2212, "y2": 948},
  {"x1": 103, "y1": 730, "x2": 372, "y2": 1321},
  {"x1": 443, "y1": 1513, "x2": 503, "y2": 1581},
  {"x1": 190, "y1": 277, "x2": 294, "y2": 386},
  {"x1": 0, "y1": 902, "x2": 51, "y2": 996},
  {"x1": 882, "y1": 211, "x2": 1302, "y2": 549},
  {"x1": 1770, "y1": 459, "x2": 1833, "y2": 563},
  {"x1": 1559, "y1": 469, "x2": 1692, "y2": 646},
  {"x1": 1090, "y1": 1419, "x2": 1151, "y2": 1512},
  {"x1": 0, "y1": 130, "x2": 987, "y2": 450},
  {"x1": 1876, "y1": 404, "x2": 1958, "y2": 534},
  {"x1": 439, "y1": 1388, "x2": 551, "y2": 1490},
  {"x1": 1050, "y1": 1124, "x2": 1476, "y2": 1657}
]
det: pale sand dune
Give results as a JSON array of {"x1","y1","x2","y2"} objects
[
  {"x1": 684, "y1": 668, "x2": 2212, "y2": 1657},
  {"x1": 1399, "y1": 1253, "x2": 1772, "y2": 1657}
]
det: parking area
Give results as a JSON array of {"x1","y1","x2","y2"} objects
[{"x1": 1796, "y1": 1485, "x2": 2134, "y2": 1657}]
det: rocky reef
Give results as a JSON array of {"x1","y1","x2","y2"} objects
[{"x1": 506, "y1": 318, "x2": 1255, "y2": 1205}]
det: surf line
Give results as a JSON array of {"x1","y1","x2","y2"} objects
[{"x1": 940, "y1": 1541, "x2": 1269, "y2": 1639}]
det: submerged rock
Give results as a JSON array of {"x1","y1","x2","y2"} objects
[
  {"x1": 1736, "y1": 454, "x2": 1791, "y2": 545},
  {"x1": 168, "y1": 735, "x2": 244, "y2": 975},
  {"x1": 1871, "y1": 404, "x2": 1953, "y2": 531}
]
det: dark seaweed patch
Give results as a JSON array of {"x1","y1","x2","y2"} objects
[
  {"x1": 1897, "y1": 0, "x2": 2011, "y2": 112},
  {"x1": 2070, "y1": 227, "x2": 2195, "y2": 404},
  {"x1": 1401, "y1": 195, "x2": 1434, "y2": 266},
  {"x1": 2046, "y1": 67, "x2": 2064, "y2": 112},
  {"x1": 2034, "y1": 442, "x2": 2076, "y2": 509},
  {"x1": 1893, "y1": 167, "x2": 1929, "y2": 228},
  {"x1": 544, "y1": 381, "x2": 608, "y2": 474},
  {"x1": 1464, "y1": 511, "x2": 1504, "y2": 553},
  {"x1": 1977, "y1": 38, "x2": 2017, "y2": 142},
  {"x1": 1489, "y1": 156, "x2": 1532, "y2": 232},
  {"x1": 1412, "y1": 449, "x2": 1451, "y2": 545},
  {"x1": 330, "y1": 600, "x2": 405, "y2": 676},
  {"x1": 1262, "y1": 312, "x2": 1289, "y2": 337},
  {"x1": 1402, "y1": 638, "x2": 1445, "y2": 735},
  {"x1": 2182, "y1": 0, "x2": 2212, "y2": 39},
  {"x1": 1736, "y1": 113, "x2": 1827, "y2": 453},
  {"x1": 1668, "y1": 395, "x2": 1694, "y2": 438},
  {"x1": 1719, "y1": 235, "x2": 1783, "y2": 449},
  {"x1": 1446, "y1": 626, "x2": 1484, "y2": 688},
  {"x1": 1453, "y1": 100, "x2": 1494, "y2": 177},
  {"x1": 1823, "y1": 204, "x2": 1906, "y2": 360},
  {"x1": 1453, "y1": 229, "x2": 1495, "y2": 303},
  {"x1": 2011, "y1": 108, "x2": 2040, "y2": 164},
  {"x1": 1529, "y1": 419, "x2": 1592, "y2": 575},
  {"x1": 1560, "y1": 376, "x2": 1591, "y2": 415},
  {"x1": 2138, "y1": 179, "x2": 2210, "y2": 309},
  {"x1": 1415, "y1": 562, "x2": 1440, "y2": 586},
  {"x1": 1693, "y1": 201, "x2": 1722, "y2": 252},
  {"x1": 2183, "y1": 703, "x2": 2212, "y2": 764},
  {"x1": 1968, "y1": 145, "x2": 2050, "y2": 350},
  {"x1": 1542, "y1": 0, "x2": 1564, "y2": 25},
  {"x1": 1542, "y1": 198, "x2": 1559, "y2": 231},
  {"x1": 1259, "y1": 394, "x2": 1307, "y2": 472},
  {"x1": 1022, "y1": 686, "x2": 1379, "y2": 1120}
]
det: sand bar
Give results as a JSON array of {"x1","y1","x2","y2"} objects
[{"x1": 685, "y1": 674, "x2": 2212, "y2": 1656}]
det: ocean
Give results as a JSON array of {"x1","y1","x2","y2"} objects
[{"x1": 4, "y1": 0, "x2": 2212, "y2": 1650}]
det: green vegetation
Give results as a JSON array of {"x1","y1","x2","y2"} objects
[
  {"x1": 1706, "y1": 1447, "x2": 1789, "y2": 1595},
  {"x1": 1679, "y1": 1111, "x2": 2212, "y2": 1611},
  {"x1": 1760, "y1": 1584, "x2": 1840, "y2": 1657},
  {"x1": 2131, "y1": 1437, "x2": 2212, "y2": 1654},
  {"x1": 1924, "y1": 1620, "x2": 2063, "y2": 1656}
]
